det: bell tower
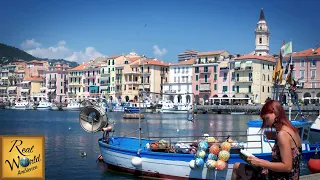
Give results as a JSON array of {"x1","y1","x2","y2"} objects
[{"x1": 254, "y1": 8, "x2": 270, "y2": 56}]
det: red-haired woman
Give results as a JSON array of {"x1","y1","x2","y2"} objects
[{"x1": 231, "y1": 100, "x2": 302, "y2": 180}]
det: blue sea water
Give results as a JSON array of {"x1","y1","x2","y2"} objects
[{"x1": 0, "y1": 109, "x2": 318, "y2": 179}]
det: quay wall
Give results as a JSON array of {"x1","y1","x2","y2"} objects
[{"x1": 195, "y1": 105, "x2": 320, "y2": 115}]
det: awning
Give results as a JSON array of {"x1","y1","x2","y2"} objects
[
  {"x1": 235, "y1": 62, "x2": 241, "y2": 68},
  {"x1": 219, "y1": 61, "x2": 228, "y2": 68},
  {"x1": 89, "y1": 86, "x2": 99, "y2": 91},
  {"x1": 0, "y1": 87, "x2": 6, "y2": 90},
  {"x1": 21, "y1": 81, "x2": 31, "y2": 84},
  {"x1": 7, "y1": 86, "x2": 17, "y2": 90},
  {"x1": 246, "y1": 61, "x2": 252, "y2": 67},
  {"x1": 21, "y1": 89, "x2": 29, "y2": 92}
]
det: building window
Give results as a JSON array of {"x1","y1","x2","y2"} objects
[
  {"x1": 196, "y1": 85, "x2": 198, "y2": 91},
  {"x1": 214, "y1": 66, "x2": 217, "y2": 73},
  {"x1": 195, "y1": 67, "x2": 199, "y2": 73},
  {"x1": 178, "y1": 67, "x2": 180, "y2": 73},
  {"x1": 311, "y1": 70, "x2": 316, "y2": 78},
  {"x1": 259, "y1": 37, "x2": 262, "y2": 44},
  {"x1": 204, "y1": 66, "x2": 208, "y2": 72},
  {"x1": 112, "y1": 60, "x2": 114, "y2": 65},
  {"x1": 61, "y1": 89, "x2": 63, "y2": 94},
  {"x1": 232, "y1": 86, "x2": 235, "y2": 91},
  {"x1": 300, "y1": 60, "x2": 305, "y2": 67},
  {"x1": 196, "y1": 75, "x2": 198, "y2": 81},
  {"x1": 263, "y1": 64, "x2": 265, "y2": 69},
  {"x1": 248, "y1": 86, "x2": 251, "y2": 93},
  {"x1": 186, "y1": 67, "x2": 189, "y2": 73},
  {"x1": 205, "y1": 57, "x2": 208, "y2": 63},
  {"x1": 268, "y1": 64, "x2": 270, "y2": 70},
  {"x1": 174, "y1": 77, "x2": 176, "y2": 82},
  {"x1": 311, "y1": 60, "x2": 316, "y2": 67},
  {"x1": 236, "y1": 86, "x2": 239, "y2": 93},
  {"x1": 268, "y1": 75, "x2": 270, "y2": 81},
  {"x1": 268, "y1": 86, "x2": 270, "y2": 93},
  {"x1": 223, "y1": 86, "x2": 228, "y2": 92},
  {"x1": 204, "y1": 75, "x2": 208, "y2": 82},
  {"x1": 214, "y1": 74, "x2": 217, "y2": 80},
  {"x1": 300, "y1": 70, "x2": 305, "y2": 79},
  {"x1": 312, "y1": 82, "x2": 316, "y2": 88},
  {"x1": 198, "y1": 58, "x2": 201, "y2": 64},
  {"x1": 214, "y1": 84, "x2": 217, "y2": 90},
  {"x1": 262, "y1": 86, "x2": 264, "y2": 92},
  {"x1": 263, "y1": 74, "x2": 265, "y2": 81}
]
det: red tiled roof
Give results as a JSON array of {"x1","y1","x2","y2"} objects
[
  {"x1": 70, "y1": 62, "x2": 89, "y2": 71},
  {"x1": 197, "y1": 50, "x2": 226, "y2": 56},
  {"x1": 235, "y1": 54, "x2": 276, "y2": 63},
  {"x1": 131, "y1": 58, "x2": 169, "y2": 66},
  {"x1": 290, "y1": 48, "x2": 320, "y2": 57},
  {"x1": 108, "y1": 55, "x2": 122, "y2": 59},
  {"x1": 27, "y1": 60, "x2": 44, "y2": 64},
  {"x1": 25, "y1": 76, "x2": 43, "y2": 81},
  {"x1": 170, "y1": 59, "x2": 194, "y2": 66},
  {"x1": 127, "y1": 56, "x2": 141, "y2": 62}
]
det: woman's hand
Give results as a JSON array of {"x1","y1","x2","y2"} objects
[{"x1": 247, "y1": 156, "x2": 263, "y2": 167}]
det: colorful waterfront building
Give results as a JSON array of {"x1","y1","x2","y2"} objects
[
  {"x1": 99, "y1": 55, "x2": 125, "y2": 101},
  {"x1": 234, "y1": 55, "x2": 275, "y2": 104},
  {"x1": 163, "y1": 59, "x2": 193, "y2": 103},
  {"x1": 215, "y1": 56, "x2": 235, "y2": 104},
  {"x1": 45, "y1": 63, "x2": 70, "y2": 102},
  {"x1": 83, "y1": 63, "x2": 101, "y2": 99},
  {"x1": 68, "y1": 63, "x2": 88, "y2": 100},
  {"x1": 281, "y1": 47, "x2": 320, "y2": 104},
  {"x1": 192, "y1": 50, "x2": 230, "y2": 104},
  {"x1": 128, "y1": 58, "x2": 169, "y2": 102},
  {"x1": 114, "y1": 52, "x2": 141, "y2": 102}
]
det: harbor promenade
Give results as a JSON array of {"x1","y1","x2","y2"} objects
[{"x1": 196, "y1": 104, "x2": 320, "y2": 115}]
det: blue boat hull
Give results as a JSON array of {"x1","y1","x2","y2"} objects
[{"x1": 99, "y1": 136, "x2": 316, "y2": 179}]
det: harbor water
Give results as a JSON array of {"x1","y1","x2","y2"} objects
[{"x1": 0, "y1": 109, "x2": 319, "y2": 179}]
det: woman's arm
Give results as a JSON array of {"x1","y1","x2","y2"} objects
[
  {"x1": 261, "y1": 131, "x2": 293, "y2": 172},
  {"x1": 248, "y1": 131, "x2": 293, "y2": 172}
]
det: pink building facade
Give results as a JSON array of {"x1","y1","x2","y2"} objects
[
  {"x1": 45, "y1": 63, "x2": 70, "y2": 102},
  {"x1": 192, "y1": 50, "x2": 230, "y2": 104},
  {"x1": 283, "y1": 48, "x2": 320, "y2": 104},
  {"x1": 83, "y1": 65, "x2": 101, "y2": 98},
  {"x1": 217, "y1": 59, "x2": 235, "y2": 100}
]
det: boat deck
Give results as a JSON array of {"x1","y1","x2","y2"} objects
[{"x1": 300, "y1": 173, "x2": 320, "y2": 179}]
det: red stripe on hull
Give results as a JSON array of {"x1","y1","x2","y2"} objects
[{"x1": 106, "y1": 163, "x2": 202, "y2": 180}]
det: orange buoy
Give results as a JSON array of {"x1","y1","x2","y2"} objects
[{"x1": 308, "y1": 149, "x2": 320, "y2": 173}]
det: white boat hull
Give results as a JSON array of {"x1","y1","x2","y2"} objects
[
  {"x1": 100, "y1": 145, "x2": 232, "y2": 179},
  {"x1": 310, "y1": 115, "x2": 320, "y2": 133},
  {"x1": 161, "y1": 109, "x2": 190, "y2": 114}
]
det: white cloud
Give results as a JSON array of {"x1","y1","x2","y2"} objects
[
  {"x1": 153, "y1": 45, "x2": 167, "y2": 57},
  {"x1": 58, "y1": 40, "x2": 66, "y2": 46},
  {"x1": 21, "y1": 39, "x2": 41, "y2": 50},
  {"x1": 24, "y1": 40, "x2": 105, "y2": 63}
]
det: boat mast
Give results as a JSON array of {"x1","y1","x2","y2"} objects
[{"x1": 138, "y1": 55, "x2": 145, "y2": 149}]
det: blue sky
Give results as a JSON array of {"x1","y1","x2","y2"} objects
[{"x1": 1, "y1": 0, "x2": 319, "y2": 63}]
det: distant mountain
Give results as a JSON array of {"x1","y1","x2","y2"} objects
[
  {"x1": 0, "y1": 43, "x2": 78, "y2": 67},
  {"x1": 0, "y1": 43, "x2": 37, "y2": 65}
]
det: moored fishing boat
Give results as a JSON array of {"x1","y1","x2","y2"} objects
[{"x1": 78, "y1": 103, "x2": 318, "y2": 179}]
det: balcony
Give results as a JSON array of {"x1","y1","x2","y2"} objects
[
  {"x1": 116, "y1": 71, "x2": 122, "y2": 75},
  {"x1": 49, "y1": 78, "x2": 56, "y2": 82},
  {"x1": 200, "y1": 70, "x2": 211, "y2": 74},
  {"x1": 125, "y1": 81, "x2": 139, "y2": 85},
  {"x1": 199, "y1": 84, "x2": 211, "y2": 92},
  {"x1": 234, "y1": 67, "x2": 252, "y2": 71},
  {"x1": 115, "y1": 81, "x2": 122, "y2": 85},
  {"x1": 160, "y1": 71, "x2": 166, "y2": 76},
  {"x1": 100, "y1": 73, "x2": 110, "y2": 77},
  {"x1": 47, "y1": 85, "x2": 57, "y2": 89},
  {"x1": 234, "y1": 78, "x2": 253, "y2": 83},
  {"x1": 141, "y1": 71, "x2": 151, "y2": 75},
  {"x1": 124, "y1": 71, "x2": 140, "y2": 75},
  {"x1": 200, "y1": 79, "x2": 211, "y2": 84},
  {"x1": 100, "y1": 82, "x2": 110, "y2": 86},
  {"x1": 165, "y1": 90, "x2": 176, "y2": 94}
]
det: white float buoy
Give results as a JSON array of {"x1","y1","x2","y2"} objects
[
  {"x1": 189, "y1": 159, "x2": 196, "y2": 169},
  {"x1": 131, "y1": 157, "x2": 142, "y2": 167}
]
